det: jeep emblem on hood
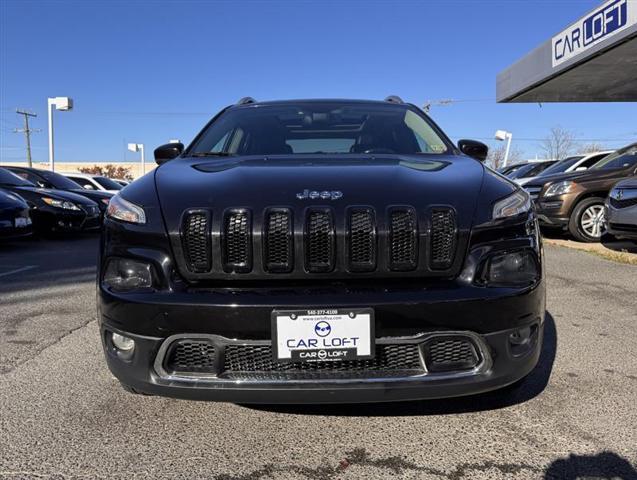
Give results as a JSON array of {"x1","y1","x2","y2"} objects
[{"x1": 296, "y1": 189, "x2": 343, "y2": 200}]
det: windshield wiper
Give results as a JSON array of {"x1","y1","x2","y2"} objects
[{"x1": 190, "y1": 152, "x2": 235, "y2": 157}]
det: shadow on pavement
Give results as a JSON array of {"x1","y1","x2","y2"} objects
[
  {"x1": 544, "y1": 451, "x2": 637, "y2": 479},
  {"x1": 245, "y1": 312, "x2": 557, "y2": 417},
  {"x1": 0, "y1": 232, "x2": 100, "y2": 293}
]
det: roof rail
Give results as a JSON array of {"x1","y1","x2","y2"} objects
[
  {"x1": 236, "y1": 97, "x2": 257, "y2": 105},
  {"x1": 384, "y1": 95, "x2": 404, "y2": 104}
]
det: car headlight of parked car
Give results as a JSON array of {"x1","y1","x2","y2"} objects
[
  {"x1": 42, "y1": 197, "x2": 81, "y2": 211},
  {"x1": 492, "y1": 190, "x2": 531, "y2": 219},
  {"x1": 106, "y1": 195, "x2": 146, "y2": 224},
  {"x1": 544, "y1": 180, "x2": 575, "y2": 197}
]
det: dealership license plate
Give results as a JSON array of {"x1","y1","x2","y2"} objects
[
  {"x1": 15, "y1": 217, "x2": 31, "y2": 228},
  {"x1": 272, "y1": 308, "x2": 374, "y2": 362}
]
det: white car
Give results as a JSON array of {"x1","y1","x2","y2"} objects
[
  {"x1": 534, "y1": 151, "x2": 613, "y2": 179},
  {"x1": 62, "y1": 173, "x2": 123, "y2": 194}
]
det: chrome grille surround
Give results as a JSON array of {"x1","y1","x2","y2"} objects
[{"x1": 154, "y1": 332, "x2": 491, "y2": 384}]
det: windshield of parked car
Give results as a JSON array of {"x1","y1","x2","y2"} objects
[
  {"x1": 37, "y1": 170, "x2": 85, "y2": 189},
  {"x1": 538, "y1": 156, "x2": 583, "y2": 176},
  {"x1": 0, "y1": 168, "x2": 36, "y2": 187},
  {"x1": 189, "y1": 102, "x2": 451, "y2": 156},
  {"x1": 508, "y1": 162, "x2": 556, "y2": 179},
  {"x1": 591, "y1": 146, "x2": 637, "y2": 170},
  {"x1": 94, "y1": 176, "x2": 123, "y2": 190}
]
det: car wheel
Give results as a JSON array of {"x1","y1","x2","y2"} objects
[{"x1": 568, "y1": 197, "x2": 607, "y2": 243}]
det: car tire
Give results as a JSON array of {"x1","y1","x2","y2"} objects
[{"x1": 568, "y1": 197, "x2": 607, "y2": 243}]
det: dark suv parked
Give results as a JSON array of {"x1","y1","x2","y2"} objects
[
  {"x1": 99, "y1": 97, "x2": 545, "y2": 403},
  {"x1": 526, "y1": 143, "x2": 637, "y2": 242}
]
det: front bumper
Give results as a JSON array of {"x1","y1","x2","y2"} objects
[
  {"x1": 605, "y1": 201, "x2": 637, "y2": 239},
  {"x1": 99, "y1": 279, "x2": 545, "y2": 403},
  {"x1": 101, "y1": 324, "x2": 542, "y2": 403}
]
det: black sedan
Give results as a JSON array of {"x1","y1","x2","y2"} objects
[
  {"x1": 6, "y1": 166, "x2": 113, "y2": 213},
  {"x1": 0, "y1": 188, "x2": 32, "y2": 239},
  {"x1": 0, "y1": 168, "x2": 101, "y2": 234}
]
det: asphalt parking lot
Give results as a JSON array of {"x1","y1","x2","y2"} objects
[{"x1": 1, "y1": 235, "x2": 636, "y2": 480}]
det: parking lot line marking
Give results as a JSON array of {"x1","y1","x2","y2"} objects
[{"x1": 0, "y1": 265, "x2": 38, "y2": 278}]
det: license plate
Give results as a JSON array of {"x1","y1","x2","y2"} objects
[
  {"x1": 15, "y1": 217, "x2": 31, "y2": 228},
  {"x1": 272, "y1": 308, "x2": 374, "y2": 362}
]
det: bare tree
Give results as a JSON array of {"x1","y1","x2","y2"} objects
[
  {"x1": 578, "y1": 142, "x2": 606, "y2": 154},
  {"x1": 487, "y1": 144, "x2": 523, "y2": 170},
  {"x1": 539, "y1": 126, "x2": 575, "y2": 160}
]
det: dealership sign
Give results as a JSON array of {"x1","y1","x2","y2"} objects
[{"x1": 552, "y1": 0, "x2": 636, "y2": 67}]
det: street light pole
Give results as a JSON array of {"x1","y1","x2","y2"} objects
[
  {"x1": 127, "y1": 143, "x2": 145, "y2": 177},
  {"x1": 47, "y1": 97, "x2": 73, "y2": 172},
  {"x1": 495, "y1": 130, "x2": 513, "y2": 168},
  {"x1": 47, "y1": 99, "x2": 55, "y2": 171}
]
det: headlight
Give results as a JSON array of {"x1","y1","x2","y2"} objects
[
  {"x1": 544, "y1": 181, "x2": 575, "y2": 197},
  {"x1": 492, "y1": 190, "x2": 531, "y2": 219},
  {"x1": 103, "y1": 258, "x2": 154, "y2": 291},
  {"x1": 42, "y1": 197, "x2": 81, "y2": 211},
  {"x1": 481, "y1": 250, "x2": 539, "y2": 287},
  {"x1": 106, "y1": 195, "x2": 146, "y2": 224}
]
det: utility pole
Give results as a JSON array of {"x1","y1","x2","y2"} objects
[{"x1": 14, "y1": 109, "x2": 39, "y2": 167}]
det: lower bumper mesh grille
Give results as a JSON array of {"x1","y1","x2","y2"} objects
[
  {"x1": 160, "y1": 335, "x2": 483, "y2": 380},
  {"x1": 422, "y1": 337, "x2": 479, "y2": 372}
]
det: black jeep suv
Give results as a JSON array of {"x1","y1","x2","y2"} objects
[{"x1": 99, "y1": 98, "x2": 545, "y2": 403}]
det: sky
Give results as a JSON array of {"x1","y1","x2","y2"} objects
[{"x1": 1, "y1": 0, "x2": 635, "y2": 164}]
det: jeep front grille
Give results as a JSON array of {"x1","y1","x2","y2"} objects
[
  {"x1": 305, "y1": 209, "x2": 335, "y2": 273},
  {"x1": 389, "y1": 208, "x2": 418, "y2": 271},
  {"x1": 174, "y1": 205, "x2": 463, "y2": 280},
  {"x1": 264, "y1": 209, "x2": 293, "y2": 273},
  {"x1": 430, "y1": 208, "x2": 457, "y2": 270},
  {"x1": 223, "y1": 210, "x2": 251, "y2": 273},
  {"x1": 348, "y1": 208, "x2": 376, "y2": 272},
  {"x1": 182, "y1": 211, "x2": 211, "y2": 273}
]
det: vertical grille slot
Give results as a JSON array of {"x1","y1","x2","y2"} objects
[
  {"x1": 389, "y1": 208, "x2": 418, "y2": 271},
  {"x1": 182, "y1": 211, "x2": 211, "y2": 273},
  {"x1": 348, "y1": 208, "x2": 376, "y2": 272},
  {"x1": 264, "y1": 209, "x2": 293, "y2": 273},
  {"x1": 222, "y1": 209, "x2": 252, "y2": 273},
  {"x1": 430, "y1": 208, "x2": 457, "y2": 270},
  {"x1": 305, "y1": 210, "x2": 335, "y2": 273}
]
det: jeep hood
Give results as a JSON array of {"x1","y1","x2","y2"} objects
[{"x1": 155, "y1": 154, "x2": 486, "y2": 231}]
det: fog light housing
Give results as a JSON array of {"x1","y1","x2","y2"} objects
[
  {"x1": 480, "y1": 250, "x2": 539, "y2": 287},
  {"x1": 509, "y1": 324, "x2": 538, "y2": 357},
  {"x1": 103, "y1": 258, "x2": 154, "y2": 292},
  {"x1": 112, "y1": 332, "x2": 135, "y2": 352}
]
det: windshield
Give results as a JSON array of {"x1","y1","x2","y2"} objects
[
  {"x1": 0, "y1": 168, "x2": 35, "y2": 187},
  {"x1": 509, "y1": 162, "x2": 556, "y2": 179},
  {"x1": 539, "y1": 156, "x2": 583, "y2": 176},
  {"x1": 189, "y1": 102, "x2": 451, "y2": 156},
  {"x1": 591, "y1": 145, "x2": 637, "y2": 170},
  {"x1": 38, "y1": 170, "x2": 84, "y2": 189},
  {"x1": 94, "y1": 176, "x2": 123, "y2": 190}
]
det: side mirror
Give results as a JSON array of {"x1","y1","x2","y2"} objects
[
  {"x1": 83, "y1": 184, "x2": 95, "y2": 190},
  {"x1": 458, "y1": 139, "x2": 488, "y2": 162},
  {"x1": 154, "y1": 142, "x2": 184, "y2": 165}
]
